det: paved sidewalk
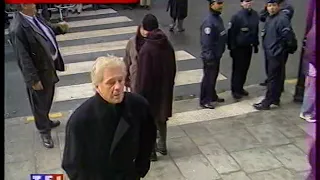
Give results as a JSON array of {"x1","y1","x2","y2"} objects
[{"x1": 5, "y1": 82, "x2": 315, "y2": 180}]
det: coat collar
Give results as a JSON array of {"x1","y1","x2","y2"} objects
[{"x1": 94, "y1": 93, "x2": 133, "y2": 156}]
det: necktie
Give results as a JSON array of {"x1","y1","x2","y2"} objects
[{"x1": 33, "y1": 17, "x2": 57, "y2": 55}]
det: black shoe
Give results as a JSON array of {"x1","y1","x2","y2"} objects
[
  {"x1": 232, "y1": 93, "x2": 243, "y2": 100},
  {"x1": 253, "y1": 102, "x2": 270, "y2": 110},
  {"x1": 259, "y1": 81, "x2": 267, "y2": 86},
  {"x1": 156, "y1": 147, "x2": 167, "y2": 155},
  {"x1": 156, "y1": 143, "x2": 168, "y2": 155},
  {"x1": 177, "y1": 28, "x2": 185, "y2": 32},
  {"x1": 240, "y1": 89, "x2": 249, "y2": 96},
  {"x1": 50, "y1": 120, "x2": 61, "y2": 129},
  {"x1": 272, "y1": 101, "x2": 280, "y2": 106},
  {"x1": 214, "y1": 97, "x2": 225, "y2": 103},
  {"x1": 150, "y1": 151, "x2": 158, "y2": 161},
  {"x1": 200, "y1": 103, "x2": 215, "y2": 109},
  {"x1": 40, "y1": 133, "x2": 54, "y2": 148},
  {"x1": 145, "y1": 6, "x2": 151, "y2": 10}
]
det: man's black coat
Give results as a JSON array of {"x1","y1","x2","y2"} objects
[{"x1": 62, "y1": 93, "x2": 157, "y2": 180}]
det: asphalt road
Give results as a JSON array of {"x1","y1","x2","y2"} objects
[{"x1": 4, "y1": 0, "x2": 307, "y2": 119}]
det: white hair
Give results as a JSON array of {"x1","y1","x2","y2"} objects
[{"x1": 91, "y1": 55, "x2": 126, "y2": 87}]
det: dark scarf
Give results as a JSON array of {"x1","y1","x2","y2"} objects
[{"x1": 135, "y1": 25, "x2": 146, "y2": 53}]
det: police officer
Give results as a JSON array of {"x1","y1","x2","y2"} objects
[
  {"x1": 228, "y1": 0, "x2": 259, "y2": 99},
  {"x1": 200, "y1": 0, "x2": 227, "y2": 109},
  {"x1": 253, "y1": 0, "x2": 297, "y2": 110},
  {"x1": 259, "y1": 0, "x2": 294, "y2": 87}
]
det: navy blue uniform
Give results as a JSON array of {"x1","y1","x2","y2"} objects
[
  {"x1": 261, "y1": 12, "x2": 296, "y2": 105},
  {"x1": 200, "y1": 9, "x2": 227, "y2": 105},
  {"x1": 259, "y1": 0, "x2": 294, "y2": 87},
  {"x1": 227, "y1": 8, "x2": 259, "y2": 96}
]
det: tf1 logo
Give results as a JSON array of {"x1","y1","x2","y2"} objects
[{"x1": 30, "y1": 174, "x2": 63, "y2": 180}]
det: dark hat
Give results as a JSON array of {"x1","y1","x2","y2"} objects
[
  {"x1": 266, "y1": 0, "x2": 278, "y2": 3},
  {"x1": 208, "y1": 0, "x2": 224, "y2": 4},
  {"x1": 240, "y1": 0, "x2": 252, "y2": 2},
  {"x1": 142, "y1": 14, "x2": 159, "y2": 31}
]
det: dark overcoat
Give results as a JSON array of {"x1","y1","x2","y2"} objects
[
  {"x1": 135, "y1": 29, "x2": 177, "y2": 122},
  {"x1": 9, "y1": 12, "x2": 65, "y2": 88},
  {"x1": 62, "y1": 93, "x2": 157, "y2": 180},
  {"x1": 167, "y1": 0, "x2": 188, "y2": 20}
]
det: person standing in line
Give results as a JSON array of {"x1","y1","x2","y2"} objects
[
  {"x1": 167, "y1": 0, "x2": 188, "y2": 32},
  {"x1": 9, "y1": 4, "x2": 68, "y2": 148},
  {"x1": 227, "y1": 0, "x2": 259, "y2": 99},
  {"x1": 124, "y1": 25, "x2": 146, "y2": 93},
  {"x1": 259, "y1": 0, "x2": 294, "y2": 87},
  {"x1": 62, "y1": 56, "x2": 157, "y2": 180},
  {"x1": 140, "y1": 0, "x2": 151, "y2": 9},
  {"x1": 199, "y1": 0, "x2": 227, "y2": 109},
  {"x1": 300, "y1": 9, "x2": 316, "y2": 123},
  {"x1": 135, "y1": 14, "x2": 176, "y2": 161},
  {"x1": 253, "y1": 0, "x2": 297, "y2": 110}
]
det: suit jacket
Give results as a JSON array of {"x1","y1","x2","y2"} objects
[
  {"x1": 62, "y1": 93, "x2": 157, "y2": 180},
  {"x1": 9, "y1": 12, "x2": 65, "y2": 88}
]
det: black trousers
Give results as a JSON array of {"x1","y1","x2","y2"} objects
[
  {"x1": 231, "y1": 46, "x2": 252, "y2": 93},
  {"x1": 262, "y1": 53, "x2": 287, "y2": 105},
  {"x1": 264, "y1": 53, "x2": 288, "y2": 91},
  {"x1": 26, "y1": 84, "x2": 55, "y2": 133},
  {"x1": 200, "y1": 61, "x2": 220, "y2": 105}
]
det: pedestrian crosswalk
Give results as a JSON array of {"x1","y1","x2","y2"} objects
[
  {"x1": 52, "y1": 8, "x2": 228, "y2": 104},
  {"x1": 6, "y1": 7, "x2": 266, "y2": 122}
]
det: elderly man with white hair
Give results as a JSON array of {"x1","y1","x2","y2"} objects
[{"x1": 62, "y1": 56, "x2": 157, "y2": 180}]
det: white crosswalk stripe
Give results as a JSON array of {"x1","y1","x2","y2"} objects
[
  {"x1": 60, "y1": 40, "x2": 128, "y2": 56},
  {"x1": 66, "y1": 16, "x2": 132, "y2": 28},
  {"x1": 57, "y1": 26, "x2": 137, "y2": 41},
  {"x1": 58, "y1": 50, "x2": 200, "y2": 75}
]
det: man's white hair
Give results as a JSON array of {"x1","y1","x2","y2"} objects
[{"x1": 91, "y1": 55, "x2": 126, "y2": 87}]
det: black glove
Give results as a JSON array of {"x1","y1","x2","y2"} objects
[{"x1": 254, "y1": 46, "x2": 259, "y2": 54}]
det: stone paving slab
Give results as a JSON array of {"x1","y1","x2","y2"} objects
[{"x1": 4, "y1": 87, "x2": 314, "y2": 180}]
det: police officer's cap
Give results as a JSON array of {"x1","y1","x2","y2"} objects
[
  {"x1": 240, "y1": 0, "x2": 252, "y2": 2},
  {"x1": 265, "y1": 0, "x2": 278, "y2": 3},
  {"x1": 208, "y1": 0, "x2": 224, "y2": 4}
]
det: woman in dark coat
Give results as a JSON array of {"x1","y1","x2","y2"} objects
[
  {"x1": 167, "y1": 0, "x2": 188, "y2": 32},
  {"x1": 135, "y1": 14, "x2": 176, "y2": 161}
]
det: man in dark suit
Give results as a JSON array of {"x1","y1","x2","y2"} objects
[{"x1": 9, "y1": 4, "x2": 68, "y2": 148}]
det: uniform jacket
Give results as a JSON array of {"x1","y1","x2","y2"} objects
[
  {"x1": 9, "y1": 12, "x2": 65, "y2": 88},
  {"x1": 200, "y1": 9, "x2": 227, "y2": 63},
  {"x1": 167, "y1": 0, "x2": 188, "y2": 20},
  {"x1": 135, "y1": 29, "x2": 176, "y2": 122},
  {"x1": 262, "y1": 12, "x2": 296, "y2": 57},
  {"x1": 227, "y1": 8, "x2": 259, "y2": 50},
  {"x1": 259, "y1": 0, "x2": 294, "y2": 22},
  {"x1": 62, "y1": 93, "x2": 157, "y2": 180}
]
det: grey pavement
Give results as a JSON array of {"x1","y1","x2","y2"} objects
[{"x1": 5, "y1": 82, "x2": 315, "y2": 180}]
